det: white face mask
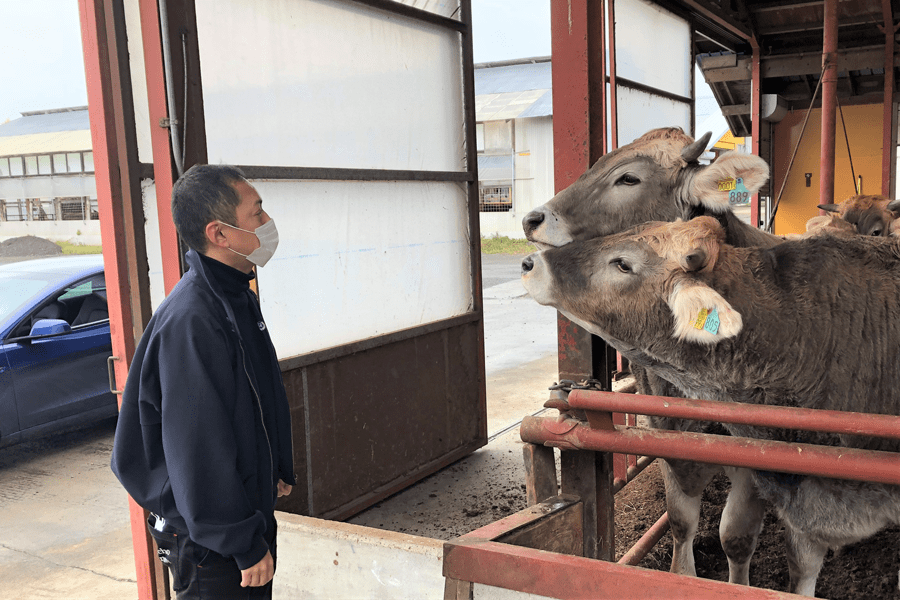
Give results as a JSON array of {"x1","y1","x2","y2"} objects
[{"x1": 218, "y1": 219, "x2": 279, "y2": 267}]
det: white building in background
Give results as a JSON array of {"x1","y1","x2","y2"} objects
[
  {"x1": 0, "y1": 107, "x2": 100, "y2": 245},
  {"x1": 475, "y1": 57, "x2": 554, "y2": 240}
]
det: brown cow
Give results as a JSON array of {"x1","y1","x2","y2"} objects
[
  {"x1": 521, "y1": 217, "x2": 900, "y2": 597},
  {"x1": 818, "y1": 194, "x2": 900, "y2": 237},
  {"x1": 523, "y1": 127, "x2": 776, "y2": 584}
]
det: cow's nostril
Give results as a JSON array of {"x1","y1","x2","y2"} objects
[
  {"x1": 522, "y1": 210, "x2": 545, "y2": 233},
  {"x1": 522, "y1": 256, "x2": 535, "y2": 273}
]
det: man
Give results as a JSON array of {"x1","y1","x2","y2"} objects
[{"x1": 111, "y1": 164, "x2": 295, "y2": 598}]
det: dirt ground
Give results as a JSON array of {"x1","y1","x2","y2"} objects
[
  {"x1": 0, "y1": 235, "x2": 62, "y2": 257},
  {"x1": 614, "y1": 460, "x2": 900, "y2": 599}
]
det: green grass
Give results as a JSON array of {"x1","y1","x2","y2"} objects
[
  {"x1": 57, "y1": 241, "x2": 103, "y2": 255},
  {"x1": 480, "y1": 235, "x2": 537, "y2": 255}
]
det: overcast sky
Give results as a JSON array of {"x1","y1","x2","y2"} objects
[{"x1": 0, "y1": 0, "x2": 551, "y2": 124}]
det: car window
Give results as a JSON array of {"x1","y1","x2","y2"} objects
[
  {"x1": 59, "y1": 274, "x2": 106, "y2": 300},
  {"x1": 7, "y1": 273, "x2": 108, "y2": 338},
  {"x1": 0, "y1": 276, "x2": 52, "y2": 325}
]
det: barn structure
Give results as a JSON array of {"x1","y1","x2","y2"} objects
[{"x1": 78, "y1": 0, "x2": 900, "y2": 598}]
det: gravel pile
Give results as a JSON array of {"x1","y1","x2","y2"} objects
[{"x1": 0, "y1": 236, "x2": 63, "y2": 257}]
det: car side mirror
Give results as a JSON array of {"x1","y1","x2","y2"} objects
[{"x1": 29, "y1": 319, "x2": 72, "y2": 339}]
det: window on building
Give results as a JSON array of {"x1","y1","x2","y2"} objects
[
  {"x1": 53, "y1": 154, "x2": 67, "y2": 173},
  {"x1": 2, "y1": 200, "x2": 27, "y2": 221},
  {"x1": 0, "y1": 157, "x2": 9, "y2": 177},
  {"x1": 83, "y1": 152, "x2": 94, "y2": 173},
  {"x1": 37, "y1": 155, "x2": 52, "y2": 175},
  {"x1": 479, "y1": 185, "x2": 512, "y2": 212},
  {"x1": 24, "y1": 156, "x2": 38, "y2": 176},
  {"x1": 30, "y1": 199, "x2": 55, "y2": 221},
  {"x1": 476, "y1": 123, "x2": 484, "y2": 153},
  {"x1": 60, "y1": 197, "x2": 87, "y2": 220},
  {"x1": 67, "y1": 153, "x2": 82, "y2": 173},
  {"x1": 9, "y1": 157, "x2": 24, "y2": 177},
  {"x1": 89, "y1": 197, "x2": 100, "y2": 220}
]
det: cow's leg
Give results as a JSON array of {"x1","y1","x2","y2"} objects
[
  {"x1": 659, "y1": 458, "x2": 718, "y2": 577},
  {"x1": 719, "y1": 467, "x2": 766, "y2": 585},
  {"x1": 783, "y1": 526, "x2": 827, "y2": 597}
]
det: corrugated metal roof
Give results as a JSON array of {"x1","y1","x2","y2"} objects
[
  {"x1": 0, "y1": 108, "x2": 90, "y2": 138},
  {"x1": 474, "y1": 60, "x2": 552, "y2": 122},
  {"x1": 474, "y1": 60, "x2": 551, "y2": 95},
  {"x1": 0, "y1": 131, "x2": 93, "y2": 157}
]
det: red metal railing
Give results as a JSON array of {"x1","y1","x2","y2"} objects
[{"x1": 522, "y1": 390, "x2": 900, "y2": 486}]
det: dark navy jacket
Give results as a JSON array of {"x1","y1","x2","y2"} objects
[{"x1": 111, "y1": 250, "x2": 295, "y2": 570}]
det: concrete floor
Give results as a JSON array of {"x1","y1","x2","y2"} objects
[{"x1": 0, "y1": 253, "x2": 559, "y2": 598}]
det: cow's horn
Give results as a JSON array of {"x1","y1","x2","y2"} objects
[
  {"x1": 887, "y1": 199, "x2": 900, "y2": 214},
  {"x1": 817, "y1": 204, "x2": 840, "y2": 213},
  {"x1": 681, "y1": 132, "x2": 712, "y2": 163}
]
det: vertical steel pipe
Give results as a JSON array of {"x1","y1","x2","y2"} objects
[
  {"x1": 819, "y1": 0, "x2": 838, "y2": 211},
  {"x1": 607, "y1": 0, "x2": 618, "y2": 151},
  {"x1": 751, "y1": 39, "x2": 761, "y2": 228},
  {"x1": 882, "y1": 0, "x2": 895, "y2": 197}
]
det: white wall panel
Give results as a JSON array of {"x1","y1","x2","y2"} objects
[
  {"x1": 123, "y1": 0, "x2": 153, "y2": 164},
  {"x1": 141, "y1": 180, "x2": 166, "y2": 312},
  {"x1": 252, "y1": 180, "x2": 473, "y2": 359},
  {"x1": 615, "y1": 87, "x2": 691, "y2": 148},
  {"x1": 195, "y1": 0, "x2": 466, "y2": 172},
  {"x1": 614, "y1": 0, "x2": 691, "y2": 98}
]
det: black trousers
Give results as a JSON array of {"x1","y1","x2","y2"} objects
[{"x1": 147, "y1": 517, "x2": 277, "y2": 600}]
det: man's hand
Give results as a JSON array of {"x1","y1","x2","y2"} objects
[
  {"x1": 240, "y1": 551, "x2": 274, "y2": 587},
  {"x1": 277, "y1": 479, "x2": 292, "y2": 497}
]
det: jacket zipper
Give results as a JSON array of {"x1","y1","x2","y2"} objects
[{"x1": 238, "y1": 339, "x2": 275, "y2": 495}]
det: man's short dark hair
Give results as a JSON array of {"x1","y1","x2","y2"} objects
[{"x1": 171, "y1": 164, "x2": 247, "y2": 252}]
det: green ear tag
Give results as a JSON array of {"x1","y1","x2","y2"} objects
[
  {"x1": 729, "y1": 177, "x2": 751, "y2": 205},
  {"x1": 703, "y1": 307, "x2": 720, "y2": 335}
]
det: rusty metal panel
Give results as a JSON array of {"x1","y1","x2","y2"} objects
[{"x1": 278, "y1": 320, "x2": 486, "y2": 520}]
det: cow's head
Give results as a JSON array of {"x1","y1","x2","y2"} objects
[
  {"x1": 522, "y1": 127, "x2": 769, "y2": 249},
  {"x1": 818, "y1": 194, "x2": 900, "y2": 237},
  {"x1": 521, "y1": 216, "x2": 743, "y2": 348}
]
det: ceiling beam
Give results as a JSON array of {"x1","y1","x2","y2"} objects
[
  {"x1": 676, "y1": 0, "x2": 752, "y2": 40},
  {"x1": 702, "y1": 47, "x2": 900, "y2": 83}
]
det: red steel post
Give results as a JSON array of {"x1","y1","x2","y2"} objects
[
  {"x1": 139, "y1": 0, "x2": 182, "y2": 293},
  {"x1": 78, "y1": 1, "x2": 163, "y2": 598},
  {"x1": 819, "y1": 0, "x2": 838, "y2": 210}
]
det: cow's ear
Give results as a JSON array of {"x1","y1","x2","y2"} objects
[
  {"x1": 667, "y1": 282, "x2": 743, "y2": 344},
  {"x1": 691, "y1": 152, "x2": 769, "y2": 213}
]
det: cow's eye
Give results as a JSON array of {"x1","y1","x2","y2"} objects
[
  {"x1": 617, "y1": 174, "x2": 641, "y2": 186},
  {"x1": 611, "y1": 259, "x2": 632, "y2": 273},
  {"x1": 871, "y1": 228, "x2": 883, "y2": 236}
]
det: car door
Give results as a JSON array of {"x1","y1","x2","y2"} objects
[
  {"x1": 6, "y1": 274, "x2": 115, "y2": 431},
  {"x1": 0, "y1": 350, "x2": 18, "y2": 442}
]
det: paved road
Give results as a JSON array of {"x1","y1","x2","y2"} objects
[{"x1": 480, "y1": 252, "x2": 528, "y2": 289}]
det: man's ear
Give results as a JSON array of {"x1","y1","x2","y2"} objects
[
  {"x1": 205, "y1": 221, "x2": 228, "y2": 250},
  {"x1": 667, "y1": 282, "x2": 743, "y2": 344},
  {"x1": 690, "y1": 152, "x2": 769, "y2": 213}
]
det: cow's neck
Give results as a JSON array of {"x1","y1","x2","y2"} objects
[{"x1": 686, "y1": 206, "x2": 782, "y2": 249}]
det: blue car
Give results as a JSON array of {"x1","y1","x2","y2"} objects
[{"x1": 0, "y1": 255, "x2": 116, "y2": 447}]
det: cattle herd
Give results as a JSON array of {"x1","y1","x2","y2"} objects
[{"x1": 519, "y1": 127, "x2": 900, "y2": 597}]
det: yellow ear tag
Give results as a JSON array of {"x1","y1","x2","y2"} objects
[
  {"x1": 693, "y1": 308, "x2": 709, "y2": 329},
  {"x1": 717, "y1": 178, "x2": 736, "y2": 192}
]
